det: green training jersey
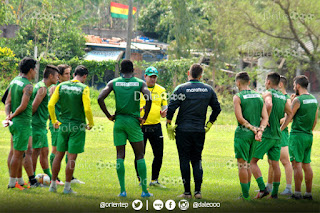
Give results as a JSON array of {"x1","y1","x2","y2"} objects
[
  {"x1": 58, "y1": 81, "x2": 87, "y2": 124},
  {"x1": 291, "y1": 94, "x2": 318, "y2": 135},
  {"x1": 235, "y1": 90, "x2": 264, "y2": 138},
  {"x1": 282, "y1": 94, "x2": 290, "y2": 134},
  {"x1": 263, "y1": 88, "x2": 287, "y2": 140},
  {"x1": 113, "y1": 77, "x2": 144, "y2": 118},
  {"x1": 32, "y1": 81, "x2": 49, "y2": 128},
  {"x1": 9, "y1": 76, "x2": 33, "y2": 124}
]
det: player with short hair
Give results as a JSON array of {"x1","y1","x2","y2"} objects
[
  {"x1": 251, "y1": 72, "x2": 292, "y2": 199},
  {"x1": 48, "y1": 65, "x2": 94, "y2": 194},
  {"x1": 281, "y1": 75, "x2": 318, "y2": 200},
  {"x1": 266, "y1": 75, "x2": 293, "y2": 195},
  {"x1": 233, "y1": 72, "x2": 268, "y2": 200},
  {"x1": 48, "y1": 64, "x2": 71, "y2": 185},
  {"x1": 31, "y1": 65, "x2": 59, "y2": 180},
  {"x1": 166, "y1": 63, "x2": 221, "y2": 199},
  {"x1": 4, "y1": 57, "x2": 40, "y2": 188},
  {"x1": 98, "y1": 59, "x2": 153, "y2": 198},
  {"x1": 134, "y1": 66, "x2": 168, "y2": 188}
]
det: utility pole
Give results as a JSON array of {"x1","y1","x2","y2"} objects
[{"x1": 125, "y1": 0, "x2": 133, "y2": 60}]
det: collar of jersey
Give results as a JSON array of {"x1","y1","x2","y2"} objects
[
  {"x1": 189, "y1": 80, "x2": 200, "y2": 83},
  {"x1": 71, "y1": 80, "x2": 80, "y2": 83}
]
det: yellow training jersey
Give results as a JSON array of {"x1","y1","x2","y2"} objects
[{"x1": 140, "y1": 84, "x2": 167, "y2": 125}]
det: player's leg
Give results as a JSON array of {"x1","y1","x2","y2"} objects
[
  {"x1": 24, "y1": 136, "x2": 38, "y2": 186},
  {"x1": 280, "y1": 146, "x2": 292, "y2": 195},
  {"x1": 269, "y1": 160, "x2": 280, "y2": 198},
  {"x1": 266, "y1": 158, "x2": 273, "y2": 193},
  {"x1": 64, "y1": 152, "x2": 78, "y2": 193},
  {"x1": 32, "y1": 148, "x2": 40, "y2": 173},
  {"x1": 135, "y1": 126, "x2": 147, "y2": 183},
  {"x1": 40, "y1": 147, "x2": 52, "y2": 179},
  {"x1": 116, "y1": 145, "x2": 126, "y2": 196},
  {"x1": 191, "y1": 132, "x2": 205, "y2": 199},
  {"x1": 292, "y1": 161, "x2": 303, "y2": 199},
  {"x1": 8, "y1": 149, "x2": 24, "y2": 188},
  {"x1": 148, "y1": 124, "x2": 164, "y2": 187},
  {"x1": 175, "y1": 130, "x2": 192, "y2": 198},
  {"x1": 302, "y1": 163, "x2": 313, "y2": 200},
  {"x1": 49, "y1": 151, "x2": 65, "y2": 192},
  {"x1": 7, "y1": 136, "x2": 13, "y2": 173}
]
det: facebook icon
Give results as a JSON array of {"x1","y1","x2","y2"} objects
[{"x1": 165, "y1": 200, "x2": 176, "y2": 210}]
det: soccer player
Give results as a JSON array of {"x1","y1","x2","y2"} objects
[
  {"x1": 31, "y1": 65, "x2": 59, "y2": 179},
  {"x1": 166, "y1": 63, "x2": 221, "y2": 199},
  {"x1": 233, "y1": 72, "x2": 268, "y2": 200},
  {"x1": 251, "y1": 72, "x2": 292, "y2": 199},
  {"x1": 4, "y1": 57, "x2": 40, "y2": 188},
  {"x1": 48, "y1": 65, "x2": 94, "y2": 194},
  {"x1": 134, "y1": 66, "x2": 167, "y2": 188},
  {"x1": 281, "y1": 75, "x2": 318, "y2": 200},
  {"x1": 49, "y1": 64, "x2": 70, "y2": 185},
  {"x1": 266, "y1": 75, "x2": 293, "y2": 195},
  {"x1": 98, "y1": 59, "x2": 153, "y2": 198}
]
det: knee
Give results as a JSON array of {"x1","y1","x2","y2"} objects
[{"x1": 25, "y1": 148, "x2": 33, "y2": 156}]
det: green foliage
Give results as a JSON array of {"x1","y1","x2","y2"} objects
[{"x1": 0, "y1": 47, "x2": 19, "y2": 89}]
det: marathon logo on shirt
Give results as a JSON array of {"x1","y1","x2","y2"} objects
[
  {"x1": 303, "y1": 99, "x2": 318, "y2": 104},
  {"x1": 186, "y1": 88, "x2": 208, "y2": 93},
  {"x1": 273, "y1": 93, "x2": 286, "y2": 100},
  {"x1": 10, "y1": 80, "x2": 24, "y2": 87},
  {"x1": 61, "y1": 85, "x2": 83, "y2": 93},
  {"x1": 243, "y1": 94, "x2": 261, "y2": 99},
  {"x1": 115, "y1": 82, "x2": 139, "y2": 87}
]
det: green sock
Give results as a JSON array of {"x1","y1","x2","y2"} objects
[
  {"x1": 137, "y1": 158, "x2": 148, "y2": 193},
  {"x1": 43, "y1": 168, "x2": 52, "y2": 179},
  {"x1": 116, "y1": 159, "x2": 125, "y2": 193},
  {"x1": 248, "y1": 181, "x2": 251, "y2": 190},
  {"x1": 65, "y1": 154, "x2": 68, "y2": 165},
  {"x1": 50, "y1": 153, "x2": 55, "y2": 170},
  {"x1": 272, "y1": 182, "x2": 280, "y2": 196},
  {"x1": 240, "y1": 182, "x2": 249, "y2": 198},
  {"x1": 256, "y1": 177, "x2": 266, "y2": 191}
]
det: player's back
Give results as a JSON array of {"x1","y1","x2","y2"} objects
[
  {"x1": 9, "y1": 76, "x2": 32, "y2": 124},
  {"x1": 58, "y1": 80, "x2": 87, "y2": 124},
  {"x1": 235, "y1": 90, "x2": 263, "y2": 138},
  {"x1": 113, "y1": 77, "x2": 144, "y2": 118},
  {"x1": 32, "y1": 81, "x2": 49, "y2": 128},
  {"x1": 291, "y1": 94, "x2": 318, "y2": 135},
  {"x1": 263, "y1": 89, "x2": 287, "y2": 139}
]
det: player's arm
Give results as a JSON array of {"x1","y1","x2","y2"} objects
[
  {"x1": 281, "y1": 98, "x2": 298, "y2": 131},
  {"x1": 1, "y1": 86, "x2": 9, "y2": 105},
  {"x1": 4, "y1": 88, "x2": 11, "y2": 120},
  {"x1": 166, "y1": 86, "x2": 182, "y2": 124},
  {"x1": 48, "y1": 85, "x2": 60, "y2": 128},
  {"x1": 160, "y1": 90, "x2": 168, "y2": 118},
  {"x1": 140, "y1": 82, "x2": 152, "y2": 125},
  {"x1": 97, "y1": 80, "x2": 114, "y2": 121},
  {"x1": 233, "y1": 95, "x2": 257, "y2": 134},
  {"x1": 208, "y1": 90, "x2": 221, "y2": 123},
  {"x1": 9, "y1": 84, "x2": 33, "y2": 120},
  {"x1": 255, "y1": 103, "x2": 269, "y2": 141},
  {"x1": 49, "y1": 85, "x2": 56, "y2": 96},
  {"x1": 312, "y1": 107, "x2": 318, "y2": 131},
  {"x1": 32, "y1": 87, "x2": 47, "y2": 115},
  {"x1": 82, "y1": 86, "x2": 94, "y2": 129},
  {"x1": 263, "y1": 91, "x2": 273, "y2": 117},
  {"x1": 280, "y1": 98, "x2": 292, "y2": 125}
]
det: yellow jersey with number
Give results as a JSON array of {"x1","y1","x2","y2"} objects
[{"x1": 140, "y1": 84, "x2": 167, "y2": 125}]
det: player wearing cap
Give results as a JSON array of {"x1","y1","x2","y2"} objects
[{"x1": 134, "y1": 66, "x2": 167, "y2": 188}]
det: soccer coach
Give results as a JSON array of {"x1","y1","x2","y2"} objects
[{"x1": 166, "y1": 63, "x2": 221, "y2": 199}]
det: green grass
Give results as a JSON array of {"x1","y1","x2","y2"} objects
[{"x1": 0, "y1": 108, "x2": 320, "y2": 212}]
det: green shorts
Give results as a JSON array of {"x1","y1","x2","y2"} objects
[
  {"x1": 32, "y1": 127, "x2": 48, "y2": 149},
  {"x1": 113, "y1": 115, "x2": 143, "y2": 146},
  {"x1": 280, "y1": 130, "x2": 289, "y2": 147},
  {"x1": 234, "y1": 136, "x2": 257, "y2": 162},
  {"x1": 49, "y1": 124, "x2": 59, "y2": 147},
  {"x1": 57, "y1": 123, "x2": 86, "y2": 154},
  {"x1": 9, "y1": 122, "x2": 32, "y2": 151},
  {"x1": 289, "y1": 133, "x2": 313, "y2": 163},
  {"x1": 253, "y1": 138, "x2": 281, "y2": 161}
]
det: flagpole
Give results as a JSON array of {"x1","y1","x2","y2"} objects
[{"x1": 125, "y1": 0, "x2": 133, "y2": 60}]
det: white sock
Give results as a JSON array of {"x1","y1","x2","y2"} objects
[
  {"x1": 305, "y1": 192, "x2": 312, "y2": 196},
  {"x1": 9, "y1": 177, "x2": 16, "y2": 187},
  {"x1": 266, "y1": 183, "x2": 272, "y2": 190},
  {"x1": 50, "y1": 180, "x2": 57, "y2": 189},
  {"x1": 295, "y1": 191, "x2": 302, "y2": 196},
  {"x1": 64, "y1": 182, "x2": 71, "y2": 191},
  {"x1": 17, "y1": 177, "x2": 24, "y2": 185},
  {"x1": 286, "y1": 184, "x2": 291, "y2": 189}
]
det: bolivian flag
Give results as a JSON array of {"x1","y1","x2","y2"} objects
[{"x1": 110, "y1": 2, "x2": 137, "y2": 19}]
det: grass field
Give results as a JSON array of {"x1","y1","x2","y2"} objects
[{"x1": 0, "y1": 107, "x2": 320, "y2": 212}]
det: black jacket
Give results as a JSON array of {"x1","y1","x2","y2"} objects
[{"x1": 167, "y1": 80, "x2": 221, "y2": 132}]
